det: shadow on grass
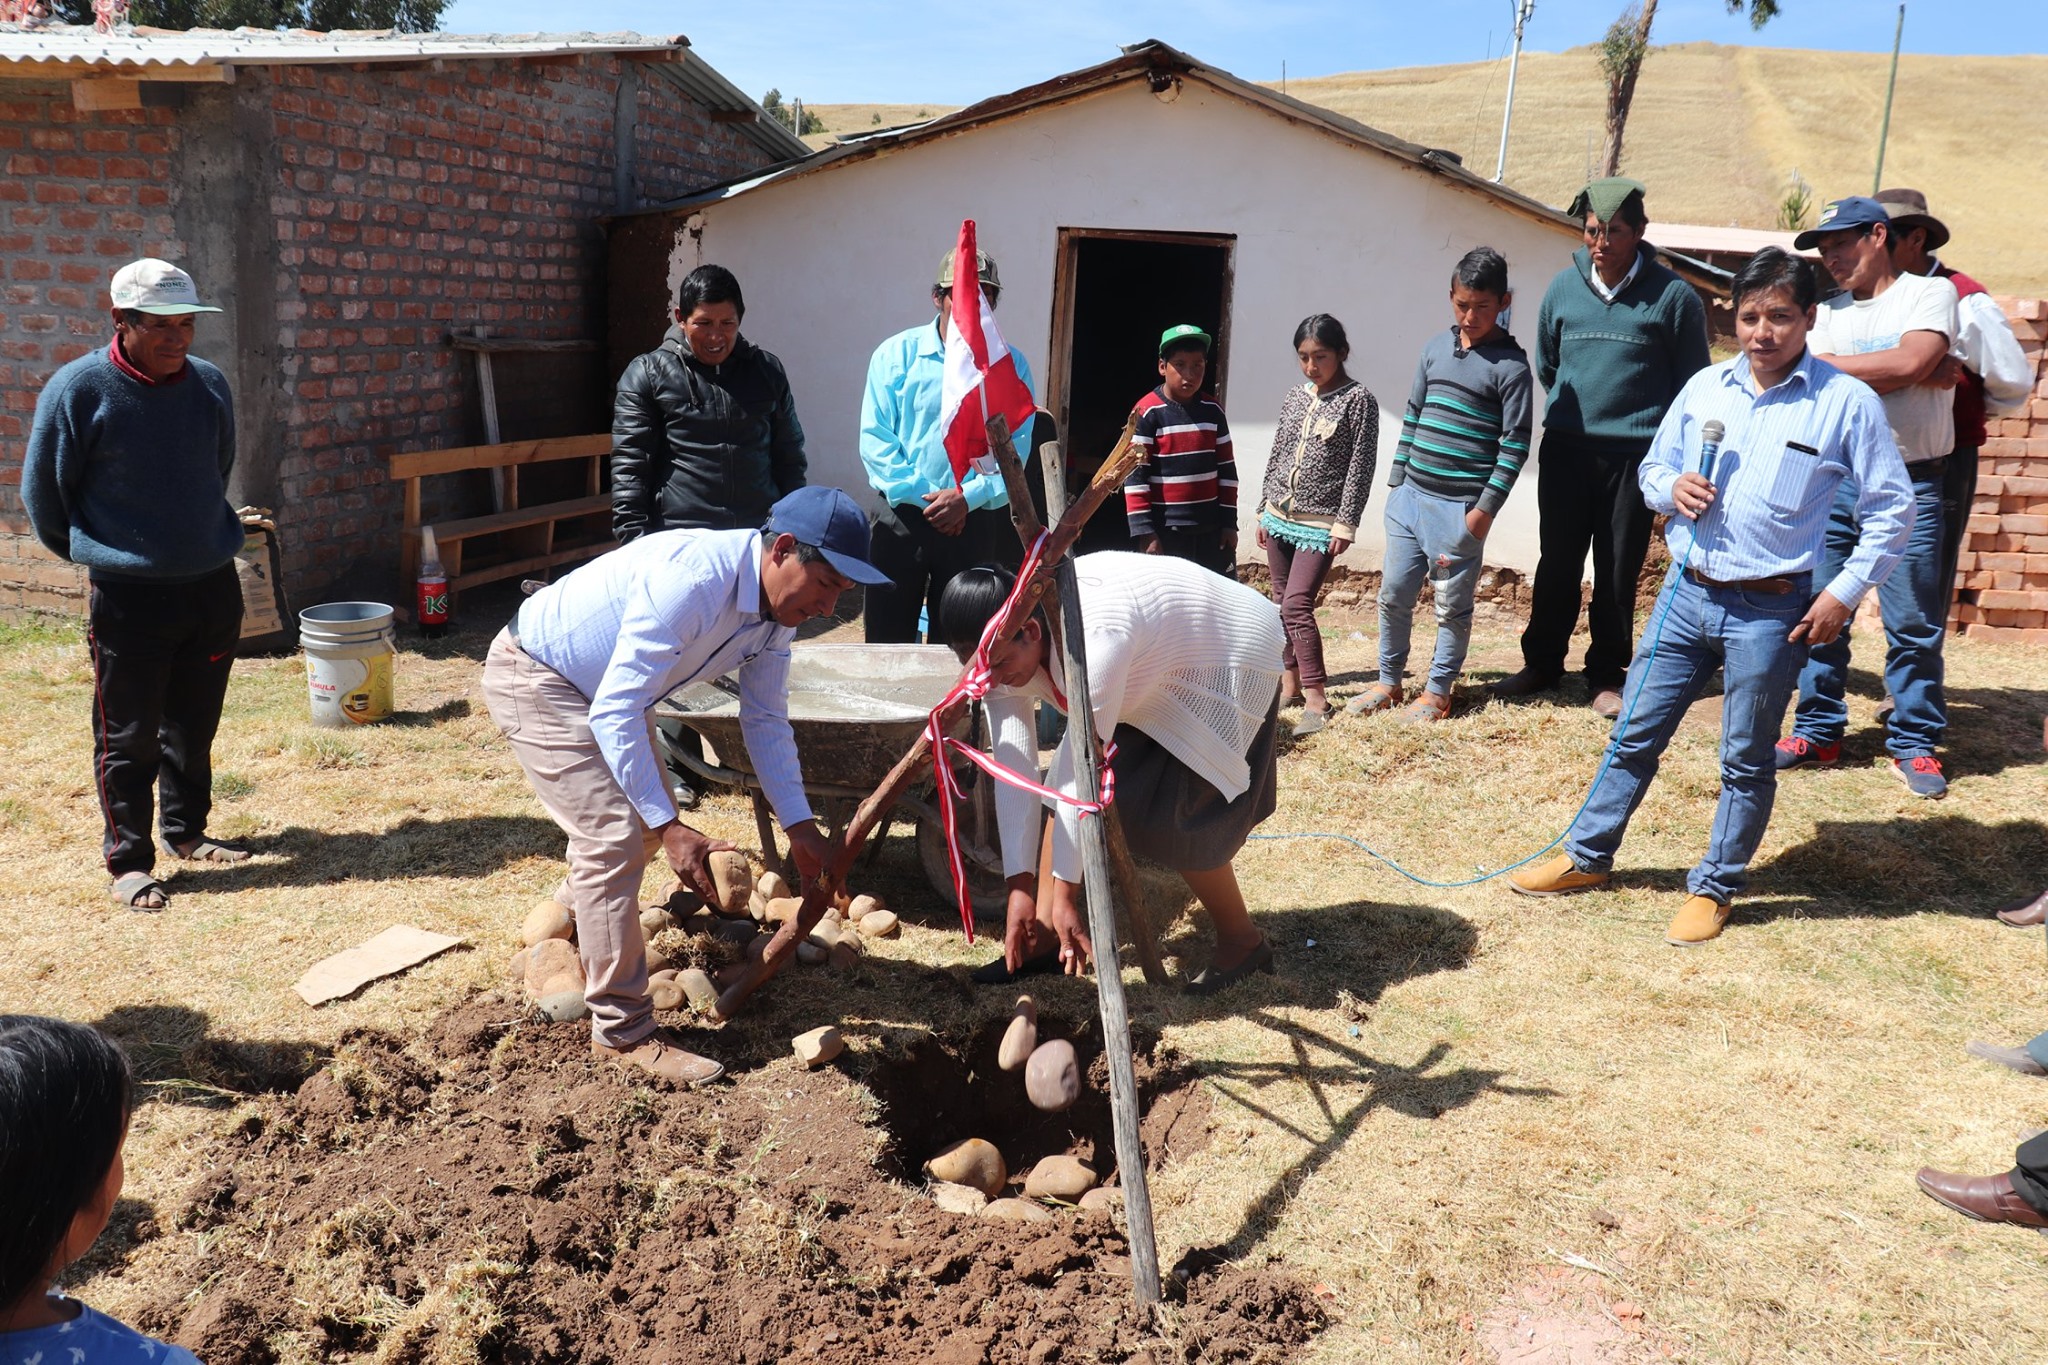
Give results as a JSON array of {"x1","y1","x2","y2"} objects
[
  {"x1": 1173, "y1": 1009, "x2": 1558, "y2": 1281},
  {"x1": 385, "y1": 696, "x2": 473, "y2": 727},
  {"x1": 156, "y1": 813, "x2": 564, "y2": 890},
  {"x1": 89, "y1": 1003, "x2": 330, "y2": 1108},
  {"x1": 1740, "y1": 813, "x2": 2048, "y2": 922},
  {"x1": 55, "y1": 1196, "x2": 159, "y2": 1290}
]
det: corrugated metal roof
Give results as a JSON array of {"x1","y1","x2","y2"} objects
[
  {"x1": 1, "y1": 23, "x2": 678, "y2": 67},
  {"x1": 1654, "y1": 223, "x2": 1816, "y2": 258},
  {"x1": 0, "y1": 22, "x2": 809, "y2": 161}
]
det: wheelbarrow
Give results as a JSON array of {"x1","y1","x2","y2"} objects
[{"x1": 654, "y1": 643, "x2": 1009, "y2": 919}]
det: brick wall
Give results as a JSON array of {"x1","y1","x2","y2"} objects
[
  {"x1": 0, "y1": 52, "x2": 775, "y2": 617},
  {"x1": 0, "y1": 83, "x2": 183, "y2": 614},
  {"x1": 1951, "y1": 296, "x2": 2048, "y2": 642}
]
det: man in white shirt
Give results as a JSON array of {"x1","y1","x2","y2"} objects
[
  {"x1": 1777, "y1": 197, "x2": 1960, "y2": 799},
  {"x1": 480, "y1": 487, "x2": 889, "y2": 1084}
]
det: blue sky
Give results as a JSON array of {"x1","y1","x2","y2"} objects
[{"x1": 441, "y1": 0, "x2": 2046, "y2": 105}]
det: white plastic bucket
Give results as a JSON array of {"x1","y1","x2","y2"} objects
[{"x1": 300, "y1": 602, "x2": 395, "y2": 726}]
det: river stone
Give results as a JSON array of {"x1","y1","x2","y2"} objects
[
  {"x1": 534, "y1": 988, "x2": 587, "y2": 1023},
  {"x1": 757, "y1": 870, "x2": 791, "y2": 902},
  {"x1": 1023, "y1": 1155, "x2": 1098, "y2": 1202},
  {"x1": 638, "y1": 906, "x2": 670, "y2": 940},
  {"x1": 925, "y1": 1138, "x2": 1007, "y2": 1198},
  {"x1": 506, "y1": 947, "x2": 530, "y2": 986},
  {"x1": 981, "y1": 1198, "x2": 1054, "y2": 1224},
  {"x1": 648, "y1": 976, "x2": 684, "y2": 1011},
  {"x1": 644, "y1": 944, "x2": 673, "y2": 975},
  {"x1": 848, "y1": 892, "x2": 884, "y2": 919},
  {"x1": 792, "y1": 1026, "x2": 843, "y2": 1068},
  {"x1": 1025, "y1": 1039, "x2": 1081, "y2": 1113},
  {"x1": 712, "y1": 917, "x2": 758, "y2": 945},
  {"x1": 708, "y1": 850, "x2": 753, "y2": 916},
  {"x1": 1078, "y1": 1187, "x2": 1122, "y2": 1215},
  {"x1": 998, "y1": 996, "x2": 1038, "y2": 1071},
  {"x1": 930, "y1": 1181, "x2": 988, "y2": 1216},
  {"x1": 522, "y1": 899, "x2": 574, "y2": 947},
  {"x1": 748, "y1": 889, "x2": 770, "y2": 922},
  {"x1": 679, "y1": 967, "x2": 718, "y2": 1010},
  {"x1": 857, "y1": 909, "x2": 900, "y2": 939},
  {"x1": 523, "y1": 938, "x2": 580, "y2": 994},
  {"x1": 795, "y1": 941, "x2": 827, "y2": 966},
  {"x1": 766, "y1": 896, "x2": 802, "y2": 924},
  {"x1": 827, "y1": 939, "x2": 861, "y2": 971}
]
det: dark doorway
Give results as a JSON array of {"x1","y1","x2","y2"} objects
[{"x1": 1046, "y1": 230, "x2": 1235, "y2": 555}]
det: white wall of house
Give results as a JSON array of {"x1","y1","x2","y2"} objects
[{"x1": 667, "y1": 78, "x2": 1584, "y2": 572}]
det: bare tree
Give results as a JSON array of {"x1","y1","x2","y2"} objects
[{"x1": 1597, "y1": 0, "x2": 1782, "y2": 178}]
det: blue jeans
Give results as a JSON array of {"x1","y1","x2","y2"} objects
[
  {"x1": 1791, "y1": 473, "x2": 1946, "y2": 758},
  {"x1": 1379, "y1": 482, "x2": 1482, "y2": 697},
  {"x1": 1565, "y1": 569, "x2": 1810, "y2": 904}
]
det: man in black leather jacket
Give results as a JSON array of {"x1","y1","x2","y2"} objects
[{"x1": 611, "y1": 264, "x2": 807, "y2": 541}]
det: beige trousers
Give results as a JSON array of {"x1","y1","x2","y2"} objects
[{"x1": 481, "y1": 628, "x2": 664, "y2": 1047}]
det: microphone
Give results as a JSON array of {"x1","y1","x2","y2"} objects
[{"x1": 1698, "y1": 420, "x2": 1725, "y2": 482}]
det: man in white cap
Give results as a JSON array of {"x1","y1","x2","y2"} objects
[{"x1": 22, "y1": 259, "x2": 251, "y2": 912}]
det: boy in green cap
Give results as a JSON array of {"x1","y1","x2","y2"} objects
[{"x1": 1123, "y1": 324, "x2": 1237, "y2": 576}]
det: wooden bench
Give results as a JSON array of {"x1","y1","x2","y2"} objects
[{"x1": 392, "y1": 434, "x2": 615, "y2": 607}]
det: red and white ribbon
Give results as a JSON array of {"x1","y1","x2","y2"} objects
[{"x1": 925, "y1": 532, "x2": 1115, "y2": 937}]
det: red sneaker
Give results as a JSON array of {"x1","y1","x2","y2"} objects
[{"x1": 1773, "y1": 735, "x2": 1840, "y2": 770}]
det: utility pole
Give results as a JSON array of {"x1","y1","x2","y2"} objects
[
  {"x1": 1494, "y1": 0, "x2": 1537, "y2": 184},
  {"x1": 1872, "y1": 3, "x2": 1906, "y2": 194}
]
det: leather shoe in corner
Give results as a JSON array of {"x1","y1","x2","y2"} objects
[
  {"x1": 1490, "y1": 667, "x2": 1560, "y2": 700},
  {"x1": 1996, "y1": 887, "x2": 2048, "y2": 928},
  {"x1": 1589, "y1": 688, "x2": 1624, "y2": 720},
  {"x1": 1915, "y1": 1168, "x2": 2048, "y2": 1229},
  {"x1": 1966, "y1": 1040, "x2": 2048, "y2": 1077},
  {"x1": 1508, "y1": 852, "x2": 1610, "y2": 897},
  {"x1": 1665, "y1": 894, "x2": 1732, "y2": 946},
  {"x1": 1183, "y1": 937, "x2": 1275, "y2": 996}
]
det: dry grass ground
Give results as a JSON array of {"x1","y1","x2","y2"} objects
[
  {"x1": 799, "y1": 101, "x2": 960, "y2": 149},
  {"x1": 4, "y1": 585, "x2": 2047, "y2": 1361}
]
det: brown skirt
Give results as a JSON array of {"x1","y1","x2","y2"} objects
[{"x1": 1108, "y1": 695, "x2": 1280, "y2": 872}]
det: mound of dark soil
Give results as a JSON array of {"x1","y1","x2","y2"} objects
[{"x1": 135, "y1": 995, "x2": 1325, "y2": 1364}]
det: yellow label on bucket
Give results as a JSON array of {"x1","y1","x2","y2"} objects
[{"x1": 340, "y1": 652, "x2": 393, "y2": 724}]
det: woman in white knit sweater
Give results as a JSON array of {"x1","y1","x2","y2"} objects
[{"x1": 937, "y1": 552, "x2": 1286, "y2": 993}]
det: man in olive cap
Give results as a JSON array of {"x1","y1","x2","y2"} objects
[
  {"x1": 1496, "y1": 177, "x2": 1711, "y2": 717},
  {"x1": 858, "y1": 245, "x2": 1037, "y2": 643}
]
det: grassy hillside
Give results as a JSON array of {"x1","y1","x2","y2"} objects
[
  {"x1": 802, "y1": 43, "x2": 2048, "y2": 296},
  {"x1": 1283, "y1": 42, "x2": 2048, "y2": 296}
]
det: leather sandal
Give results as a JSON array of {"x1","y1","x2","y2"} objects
[
  {"x1": 1183, "y1": 936, "x2": 1275, "y2": 996},
  {"x1": 1344, "y1": 683, "x2": 1404, "y2": 716},
  {"x1": 160, "y1": 837, "x2": 251, "y2": 864},
  {"x1": 110, "y1": 872, "x2": 168, "y2": 911}
]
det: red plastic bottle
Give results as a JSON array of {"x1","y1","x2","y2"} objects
[{"x1": 417, "y1": 527, "x2": 449, "y2": 638}]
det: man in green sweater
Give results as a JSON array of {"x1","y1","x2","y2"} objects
[
  {"x1": 1494, "y1": 178, "x2": 1711, "y2": 717},
  {"x1": 22, "y1": 259, "x2": 251, "y2": 912}
]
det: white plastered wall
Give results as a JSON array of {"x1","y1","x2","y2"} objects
[{"x1": 664, "y1": 78, "x2": 1584, "y2": 572}]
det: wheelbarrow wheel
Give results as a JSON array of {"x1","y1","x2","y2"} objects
[{"x1": 916, "y1": 808, "x2": 1008, "y2": 922}]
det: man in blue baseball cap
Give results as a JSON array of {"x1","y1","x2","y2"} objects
[
  {"x1": 480, "y1": 486, "x2": 889, "y2": 1086},
  {"x1": 1778, "y1": 196, "x2": 1963, "y2": 798}
]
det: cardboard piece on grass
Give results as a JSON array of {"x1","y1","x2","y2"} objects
[{"x1": 295, "y1": 925, "x2": 464, "y2": 1006}]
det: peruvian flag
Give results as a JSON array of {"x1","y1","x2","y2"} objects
[{"x1": 939, "y1": 219, "x2": 1036, "y2": 483}]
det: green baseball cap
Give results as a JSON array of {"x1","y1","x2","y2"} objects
[
  {"x1": 936, "y1": 246, "x2": 1000, "y2": 291},
  {"x1": 1158, "y1": 324, "x2": 1211, "y2": 357}
]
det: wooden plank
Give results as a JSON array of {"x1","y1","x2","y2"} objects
[
  {"x1": 6, "y1": 59, "x2": 232, "y2": 83},
  {"x1": 710, "y1": 109, "x2": 759, "y2": 124},
  {"x1": 449, "y1": 540, "x2": 614, "y2": 594},
  {"x1": 446, "y1": 335, "x2": 600, "y2": 354},
  {"x1": 389, "y1": 433, "x2": 610, "y2": 480},
  {"x1": 430, "y1": 493, "x2": 610, "y2": 544},
  {"x1": 71, "y1": 80, "x2": 143, "y2": 111}
]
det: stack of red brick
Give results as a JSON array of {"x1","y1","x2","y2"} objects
[{"x1": 1953, "y1": 297, "x2": 2048, "y2": 642}]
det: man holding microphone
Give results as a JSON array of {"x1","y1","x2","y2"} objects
[{"x1": 1510, "y1": 249, "x2": 1913, "y2": 946}]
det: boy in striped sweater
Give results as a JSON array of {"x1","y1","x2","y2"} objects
[
  {"x1": 1354, "y1": 248, "x2": 1533, "y2": 721},
  {"x1": 1124, "y1": 325, "x2": 1237, "y2": 576}
]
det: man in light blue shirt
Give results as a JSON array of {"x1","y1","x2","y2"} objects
[
  {"x1": 859, "y1": 244, "x2": 1035, "y2": 642},
  {"x1": 1511, "y1": 248, "x2": 1913, "y2": 947},
  {"x1": 480, "y1": 487, "x2": 889, "y2": 1084}
]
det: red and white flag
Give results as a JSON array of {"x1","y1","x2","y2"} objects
[{"x1": 939, "y1": 219, "x2": 1035, "y2": 484}]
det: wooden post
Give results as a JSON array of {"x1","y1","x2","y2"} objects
[
  {"x1": 1028, "y1": 434, "x2": 1164, "y2": 985},
  {"x1": 989, "y1": 419, "x2": 1162, "y2": 1307}
]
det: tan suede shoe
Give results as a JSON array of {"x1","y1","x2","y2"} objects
[
  {"x1": 1508, "y1": 852, "x2": 1611, "y2": 897},
  {"x1": 1665, "y1": 895, "x2": 1732, "y2": 947},
  {"x1": 593, "y1": 1026, "x2": 725, "y2": 1086}
]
